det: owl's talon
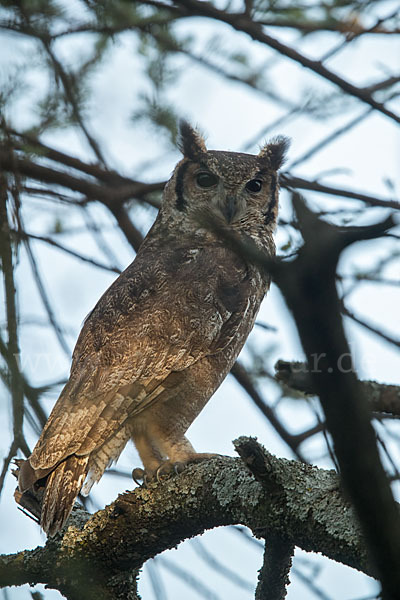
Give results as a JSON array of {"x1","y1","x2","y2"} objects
[
  {"x1": 174, "y1": 462, "x2": 185, "y2": 475},
  {"x1": 156, "y1": 464, "x2": 168, "y2": 482},
  {"x1": 154, "y1": 460, "x2": 186, "y2": 482},
  {"x1": 132, "y1": 467, "x2": 145, "y2": 486}
]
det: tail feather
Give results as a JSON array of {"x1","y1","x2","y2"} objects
[
  {"x1": 41, "y1": 455, "x2": 89, "y2": 536},
  {"x1": 81, "y1": 426, "x2": 130, "y2": 496}
]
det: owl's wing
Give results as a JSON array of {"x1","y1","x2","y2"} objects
[{"x1": 26, "y1": 242, "x2": 257, "y2": 480}]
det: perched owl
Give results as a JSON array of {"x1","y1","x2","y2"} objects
[{"x1": 17, "y1": 122, "x2": 289, "y2": 535}]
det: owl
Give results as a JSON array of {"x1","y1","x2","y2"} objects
[{"x1": 17, "y1": 122, "x2": 289, "y2": 535}]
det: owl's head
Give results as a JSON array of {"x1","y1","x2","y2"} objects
[{"x1": 159, "y1": 121, "x2": 289, "y2": 243}]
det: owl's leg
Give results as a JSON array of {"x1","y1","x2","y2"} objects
[
  {"x1": 154, "y1": 435, "x2": 219, "y2": 480},
  {"x1": 131, "y1": 432, "x2": 167, "y2": 484}
]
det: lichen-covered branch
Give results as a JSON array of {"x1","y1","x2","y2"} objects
[
  {"x1": 256, "y1": 536, "x2": 294, "y2": 600},
  {"x1": 1, "y1": 440, "x2": 376, "y2": 599}
]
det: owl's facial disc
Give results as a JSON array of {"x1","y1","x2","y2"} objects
[
  {"x1": 171, "y1": 155, "x2": 274, "y2": 229},
  {"x1": 191, "y1": 165, "x2": 266, "y2": 224}
]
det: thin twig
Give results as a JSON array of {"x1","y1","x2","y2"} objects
[
  {"x1": 12, "y1": 229, "x2": 121, "y2": 274},
  {"x1": 40, "y1": 38, "x2": 107, "y2": 166},
  {"x1": 0, "y1": 177, "x2": 29, "y2": 493},
  {"x1": 169, "y1": 0, "x2": 400, "y2": 124},
  {"x1": 191, "y1": 538, "x2": 254, "y2": 591},
  {"x1": 342, "y1": 304, "x2": 400, "y2": 348},
  {"x1": 231, "y1": 362, "x2": 306, "y2": 461},
  {"x1": 20, "y1": 224, "x2": 72, "y2": 357}
]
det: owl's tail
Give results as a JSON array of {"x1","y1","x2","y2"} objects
[{"x1": 41, "y1": 455, "x2": 89, "y2": 536}]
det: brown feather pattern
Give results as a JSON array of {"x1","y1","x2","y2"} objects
[
  {"x1": 41, "y1": 455, "x2": 88, "y2": 536},
  {"x1": 16, "y1": 123, "x2": 289, "y2": 535}
]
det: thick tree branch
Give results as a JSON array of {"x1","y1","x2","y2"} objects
[
  {"x1": 236, "y1": 440, "x2": 296, "y2": 600},
  {"x1": 206, "y1": 200, "x2": 398, "y2": 597},
  {"x1": 3, "y1": 442, "x2": 375, "y2": 598}
]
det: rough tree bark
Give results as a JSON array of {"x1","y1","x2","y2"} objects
[{"x1": 1, "y1": 437, "x2": 377, "y2": 599}]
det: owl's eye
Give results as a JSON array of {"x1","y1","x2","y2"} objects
[
  {"x1": 245, "y1": 179, "x2": 263, "y2": 193},
  {"x1": 196, "y1": 172, "x2": 218, "y2": 188}
]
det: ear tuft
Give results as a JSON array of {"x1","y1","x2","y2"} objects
[
  {"x1": 258, "y1": 135, "x2": 291, "y2": 170},
  {"x1": 178, "y1": 120, "x2": 207, "y2": 160}
]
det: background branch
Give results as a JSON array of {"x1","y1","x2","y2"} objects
[
  {"x1": 274, "y1": 195, "x2": 400, "y2": 598},
  {"x1": 275, "y1": 360, "x2": 400, "y2": 418}
]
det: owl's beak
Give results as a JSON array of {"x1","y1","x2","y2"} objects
[{"x1": 221, "y1": 195, "x2": 237, "y2": 223}]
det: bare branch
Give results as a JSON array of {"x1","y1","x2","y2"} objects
[
  {"x1": 231, "y1": 362, "x2": 306, "y2": 460},
  {"x1": 168, "y1": 0, "x2": 400, "y2": 124},
  {"x1": 0, "y1": 146, "x2": 164, "y2": 205},
  {"x1": 274, "y1": 195, "x2": 400, "y2": 598},
  {"x1": 20, "y1": 223, "x2": 71, "y2": 357},
  {"x1": 281, "y1": 174, "x2": 400, "y2": 210},
  {"x1": 11, "y1": 229, "x2": 121, "y2": 274},
  {"x1": 342, "y1": 304, "x2": 400, "y2": 348},
  {"x1": 191, "y1": 538, "x2": 253, "y2": 592},
  {"x1": 40, "y1": 38, "x2": 107, "y2": 167},
  {"x1": 0, "y1": 178, "x2": 29, "y2": 492},
  {"x1": 288, "y1": 108, "x2": 372, "y2": 170},
  {"x1": 256, "y1": 536, "x2": 294, "y2": 600},
  {"x1": 275, "y1": 360, "x2": 400, "y2": 418}
]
